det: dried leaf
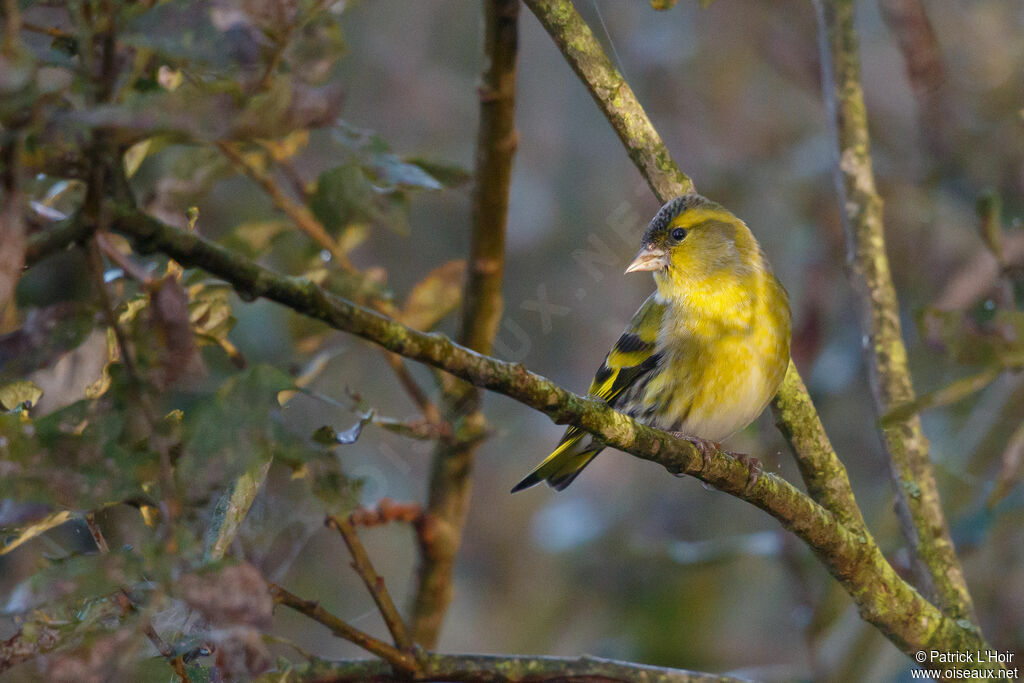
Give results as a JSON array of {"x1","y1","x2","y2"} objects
[
  {"x1": 0, "y1": 380, "x2": 44, "y2": 411},
  {"x1": 149, "y1": 276, "x2": 204, "y2": 388},
  {"x1": 400, "y1": 260, "x2": 467, "y2": 331},
  {"x1": 211, "y1": 626, "x2": 272, "y2": 679},
  {"x1": 123, "y1": 139, "x2": 152, "y2": 178},
  {"x1": 261, "y1": 130, "x2": 310, "y2": 162},
  {"x1": 0, "y1": 509, "x2": 74, "y2": 555},
  {"x1": 976, "y1": 189, "x2": 1003, "y2": 264},
  {"x1": 178, "y1": 563, "x2": 273, "y2": 629}
]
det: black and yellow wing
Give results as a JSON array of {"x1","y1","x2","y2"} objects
[{"x1": 511, "y1": 295, "x2": 666, "y2": 492}]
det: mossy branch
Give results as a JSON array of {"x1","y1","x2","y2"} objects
[
  {"x1": 814, "y1": 0, "x2": 975, "y2": 623},
  {"x1": 523, "y1": 0, "x2": 694, "y2": 200},
  {"x1": 65, "y1": 207, "x2": 997, "y2": 666},
  {"x1": 266, "y1": 653, "x2": 740, "y2": 682},
  {"x1": 411, "y1": 0, "x2": 520, "y2": 647},
  {"x1": 522, "y1": 0, "x2": 866, "y2": 537}
]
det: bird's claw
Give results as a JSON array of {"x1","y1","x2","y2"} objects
[
  {"x1": 669, "y1": 433, "x2": 720, "y2": 473},
  {"x1": 733, "y1": 452, "x2": 762, "y2": 494}
]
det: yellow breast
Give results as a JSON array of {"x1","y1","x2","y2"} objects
[{"x1": 643, "y1": 270, "x2": 790, "y2": 441}]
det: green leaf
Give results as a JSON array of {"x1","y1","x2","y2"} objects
[
  {"x1": 309, "y1": 163, "x2": 374, "y2": 233},
  {"x1": 402, "y1": 158, "x2": 471, "y2": 188},
  {"x1": 204, "y1": 459, "x2": 273, "y2": 562},
  {"x1": 0, "y1": 380, "x2": 44, "y2": 411},
  {"x1": 179, "y1": 365, "x2": 296, "y2": 495},
  {"x1": 370, "y1": 152, "x2": 442, "y2": 191},
  {"x1": 881, "y1": 366, "x2": 1004, "y2": 427},
  {"x1": 0, "y1": 392, "x2": 158, "y2": 511}
]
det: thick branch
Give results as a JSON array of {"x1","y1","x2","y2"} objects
[
  {"x1": 771, "y1": 362, "x2": 865, "y2": 531},
  {"x1": 522, "y1": 0, "x2": 866, "y2": 538},
  {"x1": 24, "y1": 217, "x2": 94, "y2": 265},
  {"x1": 411, "y1": 0, "x2": 519, "y2": 647},
  {"x1": 275, "y1": 653, "x2": 738, "y2": 682},
  {"x1": 103, "y1": 208, "x2": 998, "y2": 665},
  {"x1": 814, "y1": 0, "x2": 975, "y2": 622}
]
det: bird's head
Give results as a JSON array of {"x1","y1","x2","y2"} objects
[{"x1": 625, "y1": 193, "x2": 762, "y2": 293}]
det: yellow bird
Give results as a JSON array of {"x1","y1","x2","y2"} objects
[{"x1": 512, "y1": 193, "x2": 791, "y2": 492}]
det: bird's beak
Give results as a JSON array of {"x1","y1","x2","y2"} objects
[{"x1": 624, "y1": 245, "x2": 669, "y2": 273}]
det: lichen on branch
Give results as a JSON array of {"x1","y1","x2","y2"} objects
[{"x1": 813, "y1": 0, "x2": 975, "y2": 623}]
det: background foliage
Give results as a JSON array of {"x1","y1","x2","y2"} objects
[{"x1": 1, "y1": 0, "x2": 1022, "y2": 680}]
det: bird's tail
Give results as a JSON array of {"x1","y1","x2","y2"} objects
[{"x1": 511, "y1": 428, "x2": 602, "y2": 493}]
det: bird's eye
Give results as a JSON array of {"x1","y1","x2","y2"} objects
[{"x1": 671, "y1": 228, "x2": 687, "y2": 241}]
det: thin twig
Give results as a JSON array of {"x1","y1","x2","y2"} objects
[
  {"x1": 115, "y1": 591, "x2": 190, "y2": 683},
  {"x1": 814, "y1": 0, "x2": 976, "y2": 623},
  {"x1": 84, "y1": 513, "x2": 109, "y2": 553},
  {"x1": 268, "y1": 584, "x2": 418, "y2": 674},
  {"x1": 349, "y1": 498, "x2": 423, "y2": 528},
  {"x1": 20, "y1": 21, "x2": 70, "y2": 39},
  {"x1": 216, "y1": 141, "x2": 355, "y2": 272},
  {"x1": 325, "y1": 515, "x2": 414, "y2": 652},
  {"x1": 96, "y1": 231, "x2": 154, "y2": 283}
]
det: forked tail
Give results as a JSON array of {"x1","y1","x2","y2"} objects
[{"x1": 511, "y1": 427, "x2": 602, "y2": 493}]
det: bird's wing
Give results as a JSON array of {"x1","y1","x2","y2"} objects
[
  {"x1": 555, "y1": 293, "x2": 666, "y2": 444},
  {"x1": 587, "y1": 293, "x2": 666, "y2": 405},
  {"x1": 510, "y1": 294, "x2": 667, "y2": 493}
]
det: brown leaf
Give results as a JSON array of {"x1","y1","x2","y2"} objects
[
  {"x1": 0, "y1": 188, "x2": 26, "y2": 313},
  {"x1": 212, "y1": 626, "x2": 272, "y2": 680},
  {"x1": 177, "y1": 563, "x2": 273, "y2": 629},
  {"x1": 148, "y1": 275, "x2": 204, "y2": 388},
  {"x1": 400, "y1": 260, "x2": 466, "y2": 331}
]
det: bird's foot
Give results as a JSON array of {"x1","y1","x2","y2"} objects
[
  {"x1": 732, "y1": 452, "x2": 762, "y2": 494},
  {"x1": 669, "y1": 433, "x2": 721, "y2": 473}
]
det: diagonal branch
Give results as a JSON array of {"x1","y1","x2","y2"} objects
[
  {"x1": 410, "y1": 0, "x2": 519, "y2": 648},
  {"x1": 268, "y1": 584, "x2": 418, "y2": 674},
  {"x1": 814, "y1": 0, "x2": 975, "y2": 622},
  {"x1": 326, "y1": 515, "x2": 414, "y2": 652},
  {"x1": 98, "y1": 207, "x2": 998, "y2": 666},
  {"x1": 522, "y1": 0, "x2": 866, "y2": 535},
  {"x1": 522, "y1": 0, "x2": 695, "y2": 200}
]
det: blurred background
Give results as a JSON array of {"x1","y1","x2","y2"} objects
[{"x1": 3, "y1": 0, "x2": 1024, "y2": 680}]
